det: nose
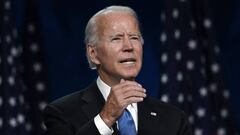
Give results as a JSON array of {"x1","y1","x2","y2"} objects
[{"x1": 122, "y1": 37, "x2": 133, "y2": 52}]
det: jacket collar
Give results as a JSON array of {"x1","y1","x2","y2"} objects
[
  {"x1": 81, "y1": 82, "x2": 105, "y2": 119},
  {"x1": 80, "y1": 82, "x2": 120, "y2": 134}
]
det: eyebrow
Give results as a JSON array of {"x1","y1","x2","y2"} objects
[
  {"x1": 110, "y1": 33, "x2": 124, "y2": 38},
  {"x1": 110, "y1": 33, "x2": 140, "y2": 38},
  {"x1": 128, "y1": 33, "x2": 140, "y2": 37}
]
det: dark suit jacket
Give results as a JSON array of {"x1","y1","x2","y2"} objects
[{"x1": 43, "y1": 82, "x2": 192, "y2": 135}]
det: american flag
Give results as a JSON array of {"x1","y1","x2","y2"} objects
[
  {"x1": 0, "y1": 0, "x2": 48, "y2": 134},
  {"x1": 159, "y1": 0, "x2": 237, "y2": 135}
]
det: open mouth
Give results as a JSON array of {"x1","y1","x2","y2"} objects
[{"x1": 119, "y1": 58, "x2": 136, "y2": 64}]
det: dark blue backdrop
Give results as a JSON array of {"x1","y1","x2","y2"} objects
[{"x1": 14, "y1": 0, "x2": 240, "y2": 132}]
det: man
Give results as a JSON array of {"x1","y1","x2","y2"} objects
[{"x1": 43, "y1": 5, "x2": 192, "y2": 135}]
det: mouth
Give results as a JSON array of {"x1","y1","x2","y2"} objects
[{"x1": 119, "y1": 58, "x2": 136, "y2": 64}]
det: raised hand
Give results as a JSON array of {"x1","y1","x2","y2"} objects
[{"x1": 99, "y1": 79, "x2": 146, "y2": 127}]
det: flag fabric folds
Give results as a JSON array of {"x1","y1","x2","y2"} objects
[
  {"x1": 0, "y1": 0, "x2": 48, "y2": 134},
  {"x1": 159, "y1": 0, "x2": 237, "y2": 135}
]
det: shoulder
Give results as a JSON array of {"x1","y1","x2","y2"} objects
[
  {"x1": 51, "y1": 90, "x2": 85, "y2": 108},
  {"x1": 46, "y1": 89, "x2": 85, "y2": 113},
  {"x1": 48, "y1": 82, "x2": 98, "y2": 110}
]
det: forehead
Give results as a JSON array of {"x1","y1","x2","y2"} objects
[
  {"x1": 99, "y1": 12, "x2": 136, "y2": 21},
  {"x1": 96, "y1": 12, "x2": 140, "y2": 34}
]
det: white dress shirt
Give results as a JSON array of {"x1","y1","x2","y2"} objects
[{"x1": 94, "y1": 77, "x2": 138, "y2": 135}]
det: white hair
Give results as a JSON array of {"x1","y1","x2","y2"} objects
[{"x1": 85, "y1": 5, "x2": 144, "y2": 69}]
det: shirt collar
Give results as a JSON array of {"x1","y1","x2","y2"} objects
[{"x1": 96, "y1": 76, "x2": 111, "y2": 101}]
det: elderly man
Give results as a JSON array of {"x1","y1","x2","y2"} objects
[{"x1": 43, "y1": 5, "x2": 192, "y2": 135}]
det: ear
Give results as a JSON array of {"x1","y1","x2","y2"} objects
[{"x1": 87, "y1": 44, "x2": 100, "y2": 65}]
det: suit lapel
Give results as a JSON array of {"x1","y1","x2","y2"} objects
[
  {"x1": 138, "y1": 98, "x2": 150, "y2": 134},
  {"x1": 81, "y1": 82, "x2": 120, "y2": 134},
  {"x1": 81, "y1": 82, "x2": 105, "y2": 119},
  {"x1": 137, "y1": 97, "x2": 159, "y2": 135}
]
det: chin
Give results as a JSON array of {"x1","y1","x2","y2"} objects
[
  {"x1": 118, "y1": 66, "x2": 141, "y2": 79},
  {"x1": 121, "y1": 72, "x2": 138, "y2": 80}
]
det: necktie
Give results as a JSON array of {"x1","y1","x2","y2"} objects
[{"x1": 118, "y1": 109, "x2": 137, "y2": 135}]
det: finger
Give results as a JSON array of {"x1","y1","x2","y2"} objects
[
  {"x1": 121, "y1": 84, "x2": 146, "y2": 93},
  {"x1": 122, "y1": 80, "x2": 142, "y2": 87},
  {"x1": 108, "y1": 85, "x2": 146, "y2": 103},
  {"x1": 125, "y1": 96, "x2": 145, "y2": 104},
  {"x1": 111, "y1": 83, "x2": 138, "y2": 93},
  {"x1": 119, "y1": 80, "x2": 141, "y2": 87},
  {"x1": 123, "y1": 88, "x2": 147, "y2": 99},
  {"x1": 124, "y1": 80, "x2": 142, "y2": 88},
  {"x1": 111, "y1": 83, "x2": 145, "y2": 100},
  {"x1": 115, "y1": 81, "x2": 142, "y2": 91}
]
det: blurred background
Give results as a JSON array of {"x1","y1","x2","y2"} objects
[{"x1": 0, "y1": 0, "x2": 239, "y2": 135}]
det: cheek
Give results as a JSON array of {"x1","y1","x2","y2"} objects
[
  {"x1": 137, "y1": 48, "x2": 143, "y2": 67},
  {"x1": 97, "y1": 48, "x2": 118, "y2": 64},
  {"x1": 137, "y1": 47, "x2": 143, "y2": 58}
]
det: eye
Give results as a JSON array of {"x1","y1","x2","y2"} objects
[
  {"x1": 130, "y1": 36, "x2": 140, "y2": 40},
  {"x1": 111, "y1": 37, "x2": 121, "y2": 41}
]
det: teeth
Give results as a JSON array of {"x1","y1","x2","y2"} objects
[
  {"x1": 122, "y1": 61, "x2": 135, "y2": 64},
  {"x1": 120, "y1": 58, "x2": 136, "y2": 63}
]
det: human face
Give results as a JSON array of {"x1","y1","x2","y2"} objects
[{"x1": 88, "y1": 12, "x2": 143, "y2": 86}]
